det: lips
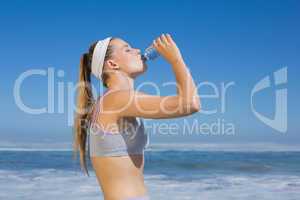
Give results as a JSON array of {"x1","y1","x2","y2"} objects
[{"x1": 141, "y1": 55, "x2": 147, "y2": 62}]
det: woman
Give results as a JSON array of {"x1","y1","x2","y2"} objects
[{"x1": 73, "y1": 33, "x2": 200, "y2": 200}]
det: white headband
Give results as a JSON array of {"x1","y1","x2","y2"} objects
[{"x1": 91, "y1": 37, "x2": 112, "y2": 80}]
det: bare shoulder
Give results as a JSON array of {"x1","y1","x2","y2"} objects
[
  {"x1": 98, "y1": 89, "x2": 139, "y2": 108},
  {"x1": 102, "y1": 89, "x2": 149, "y2": 115}
]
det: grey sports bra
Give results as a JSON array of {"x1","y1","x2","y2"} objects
[{"x1": 87, "y1": 90, "x2": 150, "y2": 157}]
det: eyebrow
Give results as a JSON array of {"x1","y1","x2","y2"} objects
[{"x1": 122, "y1": 44, "x2": 130, "y2": 49}]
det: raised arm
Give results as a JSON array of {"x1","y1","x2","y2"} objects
[
  {"x1": 153, "y1": 33, "x2": 199, "y2": 108},
  {"x1": 105, "y1": 34, "x2": 200, "y2": 119}
]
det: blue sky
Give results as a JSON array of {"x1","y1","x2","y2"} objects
[{"x1": 0, "y1": 0, "x2": 299, "y2": 147}]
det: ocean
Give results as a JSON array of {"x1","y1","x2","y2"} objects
[{"x1": 0, "y1": 144, "x2": 300, "y2": 200}]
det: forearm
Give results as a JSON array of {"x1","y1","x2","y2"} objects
[
  {"x1": 171, "y1": 58, "x2": 199, "y2": 106},
  {"x1": 151, "y1": 33, "x2": 200, "y2": 110}
]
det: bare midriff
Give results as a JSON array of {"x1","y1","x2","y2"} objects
[{"x1": 91, "y1": 154, "x2": 148, "y2": 200}]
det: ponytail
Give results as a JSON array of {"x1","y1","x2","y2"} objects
[
  {"x1": 73, "y1": 53, "x2": 94, "y2": 176},
  {"x1": 72, "y1": 38, "x2": 115, "y2": 176}
]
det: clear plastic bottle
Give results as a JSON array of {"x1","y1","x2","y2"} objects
[{"x1": 142, "y1": 45, "x2": 160, "y2": 61}]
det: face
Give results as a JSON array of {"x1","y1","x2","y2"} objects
[{"x1": 105, "y1": 38, "x2": 147, "y2": 78}]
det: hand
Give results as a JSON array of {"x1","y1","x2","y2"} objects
[{"x1": 152, "y1": 33, "x2": 183, "y2": 65}]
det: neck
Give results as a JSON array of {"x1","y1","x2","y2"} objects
[{"x1": 107, "y1": 72, "x2": 134, "y2": 91}]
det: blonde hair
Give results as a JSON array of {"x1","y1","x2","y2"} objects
[{"x1": 72, "y1": 39, "x2": 115, "y2": 176}]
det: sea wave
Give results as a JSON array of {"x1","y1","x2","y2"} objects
[{"x1": 0, "y1": 169, "x2": 299, "y2": 200}]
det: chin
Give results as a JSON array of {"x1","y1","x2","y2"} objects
[{"x1": 131, "y1": 66, "x2": 146, "y2": 78}]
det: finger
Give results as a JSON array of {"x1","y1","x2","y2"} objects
[
  {"x1": 156, "y1": 37, "x2": 164, "y2": 47},
  {"x1": 166, "y1": 33, "x2": 174, "y2": 44},
  {"x1": 161, "y1": 34, "x2": 170, "y2": 45}
]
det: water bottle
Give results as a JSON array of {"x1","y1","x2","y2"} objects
[{"x1": 142, "y1": 45, "x2": 160, "y2": 61}]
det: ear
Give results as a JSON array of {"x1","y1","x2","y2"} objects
[{"x1": 105, "y1": 59, "x2": 120, "y2": 70}]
